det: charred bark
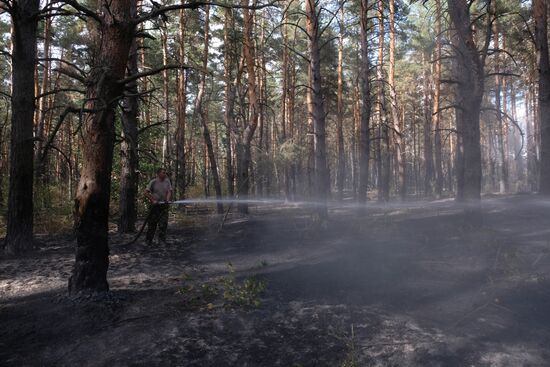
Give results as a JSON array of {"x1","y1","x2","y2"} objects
[
  {"x1": 69, "y1": 0, "x2": 135, "y2": 294},
  {"x1": 4, "y1": 0, "x2": 39, "y2": 255}
]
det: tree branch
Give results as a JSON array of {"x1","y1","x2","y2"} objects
[
  {"x1": 135, "y1": 0, "x2": 280, "y2": 24},
  {"x1": 118, "y1": 64, "x2": 201, "y2": 85}
]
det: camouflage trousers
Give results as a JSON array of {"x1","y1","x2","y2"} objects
[{"x1": 146, "y1": 203, "x2": 169, "y2": 242}]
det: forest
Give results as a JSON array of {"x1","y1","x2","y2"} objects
[{"x1": 1, "y1": 0, "x2": 550, "y2": 365}]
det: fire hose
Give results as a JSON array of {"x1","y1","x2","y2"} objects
[{"x1": 125, "y1": 201, "x2": 172, "y2": 246}]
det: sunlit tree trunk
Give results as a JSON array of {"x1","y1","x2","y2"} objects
[
  {"x1": 493, "y1": 24, "x2": 509, "y2": 193},
  {"x1": 35, "y1": 13, "x2": 51, "y2": 182},
  {"x1": 70, "y1": 0, "x2": 134, "y2": 293},
  {"x1": 160, "y1": 22, "x2": 171, "y2": 168},
  {"x1": 336, "y1": 1, "x2": 345, "y2": 201},
  {"x1": 388, "y1": 0, "x2": 405, "y2": 200}
]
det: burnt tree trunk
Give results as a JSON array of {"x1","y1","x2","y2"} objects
[
  {"x1": 69, "y1": 0, "x2": 134, "y2": 293},
  {"x1": 118, "y1": 38, "x2": 139, "y2": 233},
  {"x1": 4, "y1": 0, "x2": 39, "y2": 255}
]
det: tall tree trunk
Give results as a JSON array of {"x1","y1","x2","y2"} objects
[
  {"x1": 358, "y1": 0, "x2": 371, "y2": 205},
  {"x1": 281, "y1": 6, "x2": 289, "y2": 199},
  {"x1": 70, "y1": 0, "x2": 134, "y2": 293},
  {"x1": 161, "y1": 23, "x2": 171, "y2": 168},
  {"x1": 223, "y1": 8, "x2": 236, "y2": 197},
  {"x1": 238, "y1": 0, "x2": 260, "y2": 214},
  {"x1": 433, "y1": 0, "x2": 443, "y2": 197},
  {"x1": 4, "y1": 0, "x2": 39, "y2": 255},
  {"x1": 376, "y1": 0, "x2": 390, "y2": 202},
  {"x1": 175, "y1": 8, "x2": 187, "y2": 199},
  {"x1": 118, "y1": 38, "x2": 139, "y2": 233},
  {"x1": 388, "y1": 0, "x2": 405, "y2": 200},
  {"x1": 196, "y1": 5, "x2": 223, "y2": 214},
  {"x1": 336, "y1": 1, "x2": 345, "y2": 201},
  {"x1": 0, "y1": 111, "x2": 6, "y2": 208},
  {"x1": 35, "y1": 14, "x2": 51, "y2": 182},
  {"x1": 448, "y1": 0, "x2": 486, "y2": 202},
  {"x1": 352, "y1": 80, "x2": 361, "y2": 198},
  {"x1": 534, "y1": 0, "x2": 550, "y2": 194},
  {"x1": 423, "y1": 52, "x2": 434, "y2": 196},
  {"x1": 493, "y1": 24, "x2": 509, "y2": 193},
  {"x1": 306, "y1": 0, "x2": 329, "y2": 218}
]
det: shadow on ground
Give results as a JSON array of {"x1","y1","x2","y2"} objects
[{"x1": 1, "y1": 195, "x2": 550, "y2": 366}]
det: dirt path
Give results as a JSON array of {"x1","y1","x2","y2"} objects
[{"x1": 1, "y1": 195, "x2": 550, "y2": 366}]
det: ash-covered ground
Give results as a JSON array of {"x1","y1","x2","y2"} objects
[{"x1": 1, "y1": 195, "x2": 550, "y2": 366}]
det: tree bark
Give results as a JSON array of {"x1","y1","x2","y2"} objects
[
  {"x1": 223, "y1": 8, "x2": 236, "y2": 197},
  {"x1": 34, "y1": 14, "x2": 51, "y2": 182},
  {"x1": 534, "y1": 0, "x2": 550, "y2": 194},
  {"x1": 238, "y1": 0, "x2": 260, "y2": 214},
  {"x1": 423, "y1": 52, "x2": 434, "y2": 196},
  {"x1": 358, "y1": 0, "x2": 371, "y2": 205},
  {"x1": 196, "y1": 5, "x2": 223, "y2": 214},
  {"x1": 336, "y1": 1, "x2": 345, "y2": 201},
  {"x1": 448, "y1": 0, "x2": 485, "y2": 202},
  {"x1": 388, "y1": 0, "x2": 405, "y2": 200},
  {"x1": 69, "y1": 0, "x2": 134, "y2": 293},
  {"x1": 493, "y1": 24, "x2": 509, "y2": 193},
  {"x1": 160, "y1": 22, "x2": 171, "y2": 168},
  {"x1": 376, "y1": 0, "x2": 390, "y2": 202},
  {"x1": 306, "y1": 0, "x2": 329, "y2": 218},
  {"x1": 433, "y1": 0, "x2": 443, "y2": 197},
  {"x1": 4, "y1": 0, "x2": 39, "y2": 255},
  {"x1": 175, "y1": 8, "x2": 187, "y2": 199},
  {"x1": 118, "y1": 38, "x2": 139, "y2": 234}
]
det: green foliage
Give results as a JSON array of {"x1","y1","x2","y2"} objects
[
  {"x1": 222, "y1": 263, "x2": 266, "y2": 308},
  {"x1": 339, "y1": 324, "x2": 360, "y2": 367},
  {"x1": 177, "y1": 263, "x2": 266, "y2": 310},
  {"x1": 222, "y1": 273, "x2": 267, "y2": 308}
]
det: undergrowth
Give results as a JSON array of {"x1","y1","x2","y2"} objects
[{"x1": 178, "y1": 263, "x2": 266, "y2": 310}]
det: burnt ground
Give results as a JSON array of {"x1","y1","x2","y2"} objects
[{"x1": 1, "y1": 195, "x2": 550, "y2": 366}]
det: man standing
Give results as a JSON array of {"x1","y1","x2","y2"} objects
[{"x1": 144, "y1": 168, "x2": 172, "y2": 245}]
